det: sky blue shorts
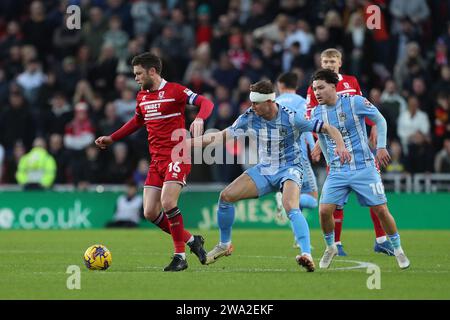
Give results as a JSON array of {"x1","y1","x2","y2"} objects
[
  {"x1": 245, "y1": 163, "x2": 303, "y2": 197},
  {"x1": 320, "y1": 166, "x2": 387, "y2": 207}
]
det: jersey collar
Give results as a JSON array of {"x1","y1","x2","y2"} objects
[
  {"x1": 158, "y1": 78, "x2": 167, "y2": 90},
  {"x1": 337, "y1": 73, "x2": 343, "y2": 81}
]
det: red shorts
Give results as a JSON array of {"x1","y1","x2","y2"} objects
[{"x1": 144, "y1": 159, "x2": 191, "y2": 188}]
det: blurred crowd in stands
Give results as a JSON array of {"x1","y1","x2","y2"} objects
[{"x1": 1, "y1": 0, "x2": 450, "y2": 190}]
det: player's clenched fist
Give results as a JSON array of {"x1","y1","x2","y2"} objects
[{"x1": 95, "y1": 136, "x2": 113, "y2": 149}]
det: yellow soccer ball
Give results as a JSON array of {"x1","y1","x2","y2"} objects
[{"x1": 83, "y1": 244, "x2": 112, "y2": 270}]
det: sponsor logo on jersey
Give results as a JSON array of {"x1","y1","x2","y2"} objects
[
  {"x1": 343, "y1": 82, "x2": 350, "y2": 89},
  {"x1": 158, "y1": 91, "x2": 165, "y2": 99}
]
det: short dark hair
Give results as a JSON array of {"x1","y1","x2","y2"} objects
[
  {"x1": 131, "y1": 52, "x2": 162, "y2": 74},
  {"x1": 277, "y1": 72, "x2": 298, "y2": 89},
  {"x1": 249, "y1": 80, "x2": 274, "y2": 94},
  {"x1": 311, "y1": 69, "x2": 339, "y2": 85}
]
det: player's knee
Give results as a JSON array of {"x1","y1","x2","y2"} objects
[
  {"x1": 282, "y1": 199, "x2": 298, "y2": 213},
  {"x1": 219, "y1": 189, "x2": 236, "y2": 203},
  {"x1": 319, "y1": 206, "x2": 333, "y2": 217},
  {"x1": 161, "y1": 198, "x2": 177, "y2": 212},
  {"x1": 372, "y1": 204, "x2": 389, "y2": 218},
  {"x1": 143, "y1": 208, "x2": 159, "y2": 221}
]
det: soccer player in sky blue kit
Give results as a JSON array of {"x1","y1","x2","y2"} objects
[
  {"x1": 275, "y1": 72, "x2": 319, "y2": 248},
  {"x1": 188, "y1": 80, "x2": 350, "y2": 272},
  {"x1": 310, "y1": 69, "x2": 410, "y2": 269}
]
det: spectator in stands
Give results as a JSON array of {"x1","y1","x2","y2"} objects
[
  {"x1": 103, "y1": 15, "x2": 129, "y2": 61},
  {"x1": 81, "y1": 6, "x2": 108, "y2": 61},
  {"x1": 133, "y1": 158, "x2": 149, "y2": 187},
  {"x1": 433, "y1": 92, "x2": 450, "y2": 151},
  {"x1": 434, "y1": 138, "x2": 450, "y2": 173},
  {"x1": 394, "y1": 41, "x2": 427, "y2": 93},
  {"x1": 195, "y1": 4, "x2": 213, "y2": 46},
  {"x1": 253, "y1": 13, "x2": 289, "y2": 45},
  {"x1": 48, "y1": 133, "x2": 69, "y2": 184},
  {"x1": 22, "y1": 0, "x2": 54, "y2": 59},
  {"x1": 16, "y1": 58, "x2": 47, "y2": 107},
  {"x1": 243, "y1": 52, "x2": 272, "y2": 83},
  {"x1": 227, "y1": 33, "x2": 250, "y2": 71},
  {"x1": 389, "y1": 0, "x2": 430, "y2": 35},
  {"x1": 77, "y1": 144, "x2": 104, "y2": 186},
  {"x1": 105, "y1": 0, "x2": 133, "y2": 37},
  {"x1": 64, "y1": 102, "x2": 95, "y2": 152},
  {"x1": 105, "y1": 181, "x2": 143, "y2": 228},
  {"x1": 130, "y1": 0, "x2": 159, "y2": 37},
  {"x1": 75, "y1": 45, "x2": 94, "y2": 79},
  {"x1": 2, "y1": 141, "x2": 26, "y2": 184},
  {"x1": 56, "y1": 56, "x2": 81, "y2": 99},
  {"x1": 211, "y1": 52, "x2": 240, "y2": 91},
  {"x1": 0, "y1": 89, "x2": 36, "y2": 152},
  {"x1": 52, "y1": 13, "x2": 82, "y2": 59},
  {"x1": 168, "y1": 7, "x2": 195, "y2": 56},
  {"x1": 343, "y1": 11, "x2": 375, "y2": 83},
  {"x1": 88, "y1": 43, "x2": 118, "y2": 96},
  {"x1": 432, "y1": 65, "x2": 450, "y2": 97},
  {"x1": 310, "y1": 25, "x2": 333, "y2": 56},
  {"x1": 3, "y1": 45, "x2": 23, "y2": 80},
  {"x1": 183, "y1": 43, "x2": 215, "y2": 89},
  {"x1": 41, "y1": 91, "x2": 72, "y2": 136},
  {"x1": 104, "y1": 142, "x2": 132, "y2": 184},
  {"x1": 98, "y1": 102, "x2": 124, "y2": 137},
  {"x1": 0, "y1": 20, "x2": 23, "y2": 61},
  {"x1": 386, "y1": 140, "x2": 406, "y2": 174},
  {"x1": 16, "y1": 137, "x2": 56, "y2": 190},
  {"x1": 410, "y1": 77, "x2": 432, "y2": 120},
  {"x1": 210, "y1": 14, "x2": 232, "y2": 60},
  {"x1": 89, "y1": 93, "x2": 106, "y2": 125},
  {"x1": 397, "y1": 95, "x2": 430, "y2": 155},
  {"x1": 259, "y1": 38, "x2": 283, "y2": 77},
  {"x1": 64, "y1": 102, "x2": 95, "y2": 185},
  {"x1": 114, "y1": 86, "x2": 136, "y2": 122}
]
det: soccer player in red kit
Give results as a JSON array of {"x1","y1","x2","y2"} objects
[
  {"x1": 307, "y1": 48, "x2": 394, "y2": 257},
  {"x1": 95, "y1": 53, "x2": 214, "y2": 271}
]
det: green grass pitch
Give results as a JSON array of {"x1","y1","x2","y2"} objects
[{"x1": 1, "y1": 229, "x2": 449, "y2": 300}]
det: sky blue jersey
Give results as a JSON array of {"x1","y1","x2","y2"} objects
[
  {"x1": 227, "y1": 104, "x2": 323, "y2": 167},
  {"x1": 276, "y1": 92, "x2": 315, "y2": 164},
  {"x1": 311, "y1": 94, "x2": 384, "y2": 172}
]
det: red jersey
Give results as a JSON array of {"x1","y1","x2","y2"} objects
[
  {"x1": 306, "y1": 74, "x2": 362, "y2": 119},
  {"x1": 135, "y1": 79, "x2": 198, "y2": 160}
]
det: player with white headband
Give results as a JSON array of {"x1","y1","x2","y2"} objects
[{"x1": 188, "y1": 80, "x2": 351, "y2": 271}]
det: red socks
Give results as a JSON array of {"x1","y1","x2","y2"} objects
[
  {"x1": 333, "y1": 208, "x2": 344, "y2": 243},
  {"x1": 152, "y1": 211, "x2": 192, "y2": 243},
  {"x1": 165, "y1": 207, "x2": 187, "y2": 253},
  {"x1": 370, "y1": 207, "x2": 386, "y2": 238}
]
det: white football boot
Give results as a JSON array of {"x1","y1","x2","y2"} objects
[{"x1": 319, "y1": 244, "x2": 338, "y2": 269}]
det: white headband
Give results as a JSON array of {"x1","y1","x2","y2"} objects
[{"x1": 249, "y1": 91, "x2": 276, "y2": 103}]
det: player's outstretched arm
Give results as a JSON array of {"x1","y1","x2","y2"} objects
[
  {"x1": 320, "y1": 124, "x2": 351, "y2": 164},
  {"x1": 95, "y1": 136, "x2": 114, "y2": 150},
  {"x1": 188, "y1": 129, "x2": 229, "y2": 147},
  {"x1": 96, "y1": 114, "x2": 144, "y2": 150}
]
